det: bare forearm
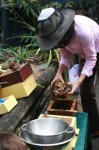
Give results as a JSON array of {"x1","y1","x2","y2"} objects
[
  {"x1": 51, "y1": 64, "x2": 67, "y2": 84},
  {"x1": 56, "y1": 64, "x2": 67, "y2": 76}
]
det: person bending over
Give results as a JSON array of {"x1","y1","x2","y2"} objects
[{"x1": 37, "y1": 7, "x2": 99, "y2": 137}]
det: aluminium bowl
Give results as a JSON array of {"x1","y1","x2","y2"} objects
[{"x1": 20, "y1": 118, "x2": 75, "y2": 145}]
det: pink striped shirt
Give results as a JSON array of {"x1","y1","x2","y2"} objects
[{"x1": 59, "y1": 15, "x2": 99, "y2": 77}]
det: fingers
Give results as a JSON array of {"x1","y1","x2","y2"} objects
[
  {"x1": 51, "y1": 80, "x2": 54, "y2": 87},
  {"x1": 66, "y1": 80, "x2": 81, "y2": 95},
  {"x1": 61, "y1": 78, "x2": 65, "y2": 83},
  {"x1": 67, "y1": 89, "x2": 75, "y2": 95},
  {"x1": 51, "y1": 76, "x2": 64, "y2": 87}
]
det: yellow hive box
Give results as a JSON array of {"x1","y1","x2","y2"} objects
[
  {"x1": 38, "y1": 114, "x2": 79, "y2": 150},
  {"x1": 0, "y1": 95, "x2": 18, "y2": 115},
  {"x1": 62, "y1": 128, "x2": 79, "y2": 150},
  {"x1": 0, "y1": 74, "x2": 37, "y2": 99}
]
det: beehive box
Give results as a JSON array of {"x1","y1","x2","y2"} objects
[
  {"x1": 47, "y1": 99, "x2": 77, "y2": 116},
  {"x1": 62, "y1": 128, "x2": 79, "y2": 150},
  {"x1": 38, "y1": 114, "x2": 79, "y2": 150},
  {"x1": 0, "y1": 74, "x2": 37, "y2": 99},
  {"x1": 0, "y1": 95, "x2": 18, "y2": 115},
  {"x1": 0, "y1": 63, "x2": 33, "y2": 87}
]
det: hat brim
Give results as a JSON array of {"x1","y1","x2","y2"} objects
[{"x1": 37, "y1": 9, "x2": 75, "y2": 51}]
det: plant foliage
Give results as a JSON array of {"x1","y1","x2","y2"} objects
[{"x1": 2, "y1": 0, "x2": 75, "y2": 64}]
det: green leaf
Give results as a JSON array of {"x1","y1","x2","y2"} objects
[
  {"x1": 53, "y1": 49, "x2": 60, "y2": 62},
  {"x1": 48, "y1": 50, "x2": 52, "y2": 65},
  {"x1": 36, "y1": 48, "x2": 41, "y2": 55}
]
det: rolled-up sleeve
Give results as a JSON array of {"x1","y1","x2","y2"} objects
[
  {"x1": 59, "y1": 48, "x2": 72, "y2": 68},
  {"x1": 79, "y1": 31, "x2": 97, "y2": 77}
]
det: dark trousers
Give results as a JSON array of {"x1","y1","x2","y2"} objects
[{"x1": 79, "y1": 54, "x2": 99, "y2": 132}]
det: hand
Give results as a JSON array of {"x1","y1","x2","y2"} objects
[
  {"x1": 66, "y1": 80, "x2": 81, "y2": 94},
  {"x1": 51, "y1": 74, "x2": 64, "y2": 87},
  {"x1": 51, "y1": 64, "x2": 67, "y2": 87}
]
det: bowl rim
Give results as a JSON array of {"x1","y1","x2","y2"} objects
[{"x1": 21, "y1": 118, "x2": 70, "y2": 136}]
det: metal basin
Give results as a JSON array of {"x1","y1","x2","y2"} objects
[
  {"x1": 20, "y1": 118, "x2": 75, "y2": 145},
  {"x1": 20, "y1": 127, "x2": 75, "y2": 150}
]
